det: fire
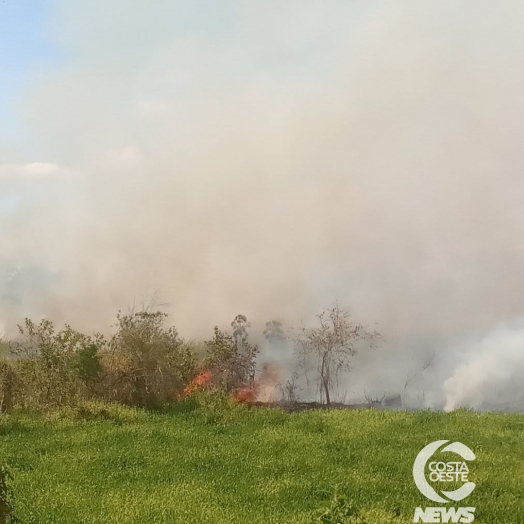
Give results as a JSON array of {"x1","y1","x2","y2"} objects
[
  {"x1": 183, "y1": 371, "x2": 213, "y2": 396},
  {"x1": 182, "y1": 363, "x2": 281, "y2": 405},
  {"x1": 231, "y1": 363, "x2": 281, "y2": 404},
  {"x1": 232, "y1": 386, "x2": 256, "y2": 403}
]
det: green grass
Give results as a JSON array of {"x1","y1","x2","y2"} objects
[{"x1": 0, "y1": 403, "x2": 523, "y2": 523}]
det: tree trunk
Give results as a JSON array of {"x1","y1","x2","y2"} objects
[
  {"x1": 320, "y1": 355, "x2": 331, "y2": 405},
  {"x1": 322, "y1": 376, "x2": 331, "y2": 405}
]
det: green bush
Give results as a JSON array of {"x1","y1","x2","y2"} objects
[
  {"x1": 0, "y1": 362, "x2": 16, "y2": 414},
  {"x1": 204, "y1": 315, "x2": 258, "y2": 393},
  {"x1": 71, "y1": 344, "x2": 102, "y2": 389},
  {"x1": 188, "y1": 388, "x2": 245, "y2": 424},
  {"x1": 2, "y1": 311, "x2": 199, "y2": 412},
  {"x1": 0, "y1": 466, "x2": 19, "y2": 524},
  {"x1": 103, "y1": 311, "x2": 196, "y2": 408},
  {"x1": 9, "y1": 319, "x2": 91, "y2": 409}
]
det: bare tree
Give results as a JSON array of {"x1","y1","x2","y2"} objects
[
  {"x1": 295, "y1": 305, "x2": 381, "y2": 405},
  {"x1": 403, "y1": 352, "x2": 435, "y2": 408},
  {"x1": 364, "y1": 390, "x2": 386, "y2": 409},
  {"x1": 278, "y1": 370, "x2": 300, "y2": 403}
]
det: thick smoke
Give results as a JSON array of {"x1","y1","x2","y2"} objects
[
  {"x1": 442, "y1": 321, "x2": 524, "y2": 411},
  {"x1": 2, "y1": 1, "x2": 524, "y2": 409}
]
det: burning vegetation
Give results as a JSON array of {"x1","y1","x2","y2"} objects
[{"x1": 0, "y1": 305, "x2": 385, "y2": 413}]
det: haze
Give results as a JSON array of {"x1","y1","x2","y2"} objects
[{"x1": 2, "y1": 1, "x2": 524, "y2": 409}]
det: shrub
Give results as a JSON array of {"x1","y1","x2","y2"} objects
[
  {"x1": 204, "y1": 315, "x2": 258, "y2": 393},
  {"x1": 103, "y1": 311, "x2": 196, "y2": 408},
  {"x1": 190, "y1": 388, "x2": 245, "y2": 424},
  {"x1": 0, "y1": 362, "x2": 16, "y2": 414},
  {"x1": 71, "y1": 343, "x2": 102, "y2": 392},
  {"x1": 0, "y1": 465, "x2": 19, "y2": 524},
  {"x1": 0, "y1": 310, "x2": 200, "y2": 412},
  {"x1": 10, "y1": 319, "x2": 97, "y2": 409}
]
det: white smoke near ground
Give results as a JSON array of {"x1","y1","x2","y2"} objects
[
  {"x1": 2, "y1": 1, "x2": 524, "y2": 410},
  {"x1": 342, "y1": 320, "x2": 524, "y2": 412},
  {"x1": 443, "y1": 321, "x2": 524, "y2": 411},
  {"x1": 254, "y1": 363, "x2": 281, "y2": 403}
]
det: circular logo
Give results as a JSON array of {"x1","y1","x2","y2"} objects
[{"x1": 413, "y1": 440, "x2": 476, "y2": 503}]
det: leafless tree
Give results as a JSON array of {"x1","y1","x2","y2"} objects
[
  {"x1": 364, "y1": 390, "x2": 386, "y2": 408},
  {"x1": 294, "y1": 305, "x2": 381, "y2": 405},
  {"x1": 403, "y1": 352, "x2": 435, "y2": 408},
  {"x1": 278, "y1": 370, "x2": 300, "y2": 403}
]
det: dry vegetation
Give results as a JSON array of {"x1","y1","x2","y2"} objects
[{"x1": 0, "y1": 305, "x2": 378, "y2": 414}]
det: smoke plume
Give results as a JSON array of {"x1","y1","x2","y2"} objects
[
  {"x1": 2, "y1": 1, "x2": 524, "y2": 409},
  {"x1": 443, "y1": 321, "x2": 524, "y2": 411}
]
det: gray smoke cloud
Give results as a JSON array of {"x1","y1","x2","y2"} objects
[
  {"x1": 2, "y1": 1, "x2": 524, "y2": 409},
  {"x1": 442, "y1": 320, "x2": 524, "y2": 411}
]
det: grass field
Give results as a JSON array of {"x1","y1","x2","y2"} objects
[{"x1": 0, "y1": 402, "x2": 523, "y2": 523}]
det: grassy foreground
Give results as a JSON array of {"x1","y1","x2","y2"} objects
[{"x1": 0, "y1": 403, "x2": 523, "y2": 523}]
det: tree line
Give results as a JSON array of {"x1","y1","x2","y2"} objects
[{"x1": 0, "y1": 305, "x2": 381, "y2": 412}]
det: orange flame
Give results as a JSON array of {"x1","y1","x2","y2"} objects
[
  {"x1": 232, "y1": 386, "x2": 256, "y2": 403},
  {"x1": 183, "y1": 371, "x2": 213, "y2": 396}
]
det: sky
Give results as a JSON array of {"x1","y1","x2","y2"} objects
[
  {"x1": 0, "y1": 0, "x2": 61, "y2": 150},
  {"x1": 2, "y1": 1, "x2": 524, "y2": 407}
]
